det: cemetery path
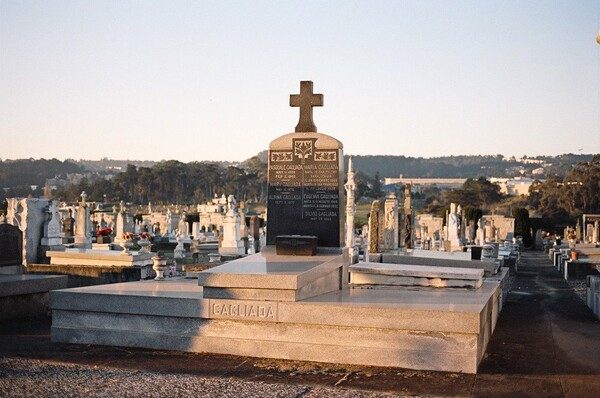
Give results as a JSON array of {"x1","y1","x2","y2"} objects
[
  {"x1": 474, "y1": 250, "x2": 600, "y2": 398},
  {"x1": 1, "y1": 250, "x2": 600, "y2": 397}
]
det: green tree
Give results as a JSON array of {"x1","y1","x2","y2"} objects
[
  {"x1": 445, "y1": 177, "x2": 503, "y2": 210},
  {"x1": 367, "y1": 171, "x2": 383, "y2": 198},
  {"x1": 512, "y1": 207, "x2": 533, "y2": 247}
]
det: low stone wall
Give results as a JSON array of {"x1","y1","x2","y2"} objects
[
  {"x1": 0, "y1": 274, "x2": 68, "y2": 320},
  {"x1": 28, "y1": 264, "x2": 150, "y2": 287},
  {"x1": 587, "y1": 275, "x2": 600, "y2": 319}
]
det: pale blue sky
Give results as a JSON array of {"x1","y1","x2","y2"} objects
[{"x1": 1, "y1": 1, "x2": 599, "y2": 162}]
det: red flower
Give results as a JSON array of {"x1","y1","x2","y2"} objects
[
  {"x1": 122, "y1": 232, "x2": 135, "y2": 241},
  {"x1": 98, "y1": 228, "x2": 112, "y2": 236}
]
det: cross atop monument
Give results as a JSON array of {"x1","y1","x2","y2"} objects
[{"x1": 290, "y1": 81, "x2": 323, "y2": 132}]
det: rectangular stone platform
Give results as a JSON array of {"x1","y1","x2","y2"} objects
[
  {"x1": 50, "y1": 277, "x2": 500, "y2": 374},
  {"x1": 47, "y1": 249, "x2": 154, "y2": 267},
  {"x1": 350, "y1": 262, "x2": 484, "y2": 289},
  {"x1": 1, "y1": 274, "x2": 68, "y2": 320},
  {"x1": 563, "y1": 258, "x2": 600, "y2": 281},
  {"x1": 197, "y1": 247, "x2": 347, "y2": 302},
  {"x1": 381, "y1": 253, "x2": 499, "y2": 276}
]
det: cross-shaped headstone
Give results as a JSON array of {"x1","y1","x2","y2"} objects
[
  {"x1": 80, "y1": 191, "x2": 87, "y2": 204},
  {"x1": 290, "y1": 81, "x2": 323, "y2": 132}
]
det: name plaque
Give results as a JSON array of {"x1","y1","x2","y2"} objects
[
  {"x1": 267, "y1": 135, "x2": 343, "y2": 247},
  {"x1": 209, "y1": 299, "x2": 278, "y2": 322}
]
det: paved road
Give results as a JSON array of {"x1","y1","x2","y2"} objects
[{"x1": 1, "y1": 250, "x2": 599, "y2": 397}]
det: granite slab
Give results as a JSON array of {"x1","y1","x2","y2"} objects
[
  {"x1": 47, "y1": 249, "x2": 154, "y2": 267},
  {"x1": 50, "y1": 278, "x2": 500, "y2": 373},
  {"x1": 197, "y1": 247, "x2": 347, "y2": 301}
]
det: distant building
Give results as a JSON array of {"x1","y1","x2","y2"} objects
[
  {"x1": 383, "y1": 177, "x2": 466, "y2": 193},
  {"x1": 532, "y1": 167, "x2": 544, "y2": 175},
  {"x1": 489, "y1": 177, "x2": 540, "y2": 196},
  {"x1": 384, "y1": 175, "x2": 540, "y2": 196}
]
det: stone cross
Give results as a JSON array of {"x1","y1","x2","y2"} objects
[
  {"x1": 290, "y1": 81, "x2": 323, "y2": 132},
  {"x1": 80, "y1": 191, "x2": 87, "y2": 205}
]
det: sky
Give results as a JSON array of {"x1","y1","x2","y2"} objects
[{"x1": 1, "y1": 0, "x2": 599, "y2": 163}]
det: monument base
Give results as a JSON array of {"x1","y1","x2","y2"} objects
[
  {"x1": 275, "y1": 235, "x2": 318, "y2": 256},
  {"x1": 50, "y1": 275, "x2": 501, "y2": 374},
  {"x1": 1, "y1": 274, "x2": 68, "y2": 320},
  {"x1": 198, "y1": 246, "x2": 346, "y2": 302}
]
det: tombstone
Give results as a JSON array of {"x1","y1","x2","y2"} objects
[
  {"x1": 179, "y1": 211, "x2": 189, "y2": 237},
  {"x1": 402, "y1": 184, "x2": 412, "y2": 249},
  {"x1": 174, "y1": 234, "x2": 186, "y2": 259},
  {"x1": 74, "y1": 192, "x2": 92, "y2": 249},
  {"x1": 249, "y1": 216, "x2": 261, "y2": 241},
  {"x1": 447, "y1": 203, "x2": 461, "y2": 250},
  {"x1": 467, "y1": 220, "x2": 476, "y2": 244},
  {"x1": 247, "y1": 235, "x2": 256, "y2": 255},
  {"x1": 383, "y1": 192, "x2": 398, "y2": 250},
  {"x1": 0, "y1": 224, "x2": 23, "y2": 273},
  {"x1": 219, "y1": 195, "x2": 245, "y2": 255},
  {"x1": 368, "y1": 200, "x2": 382, "y2": 253},
  {"x1": 582, "y1": 214, "x2": 600, "y2": 242},
  {"x1": 39, "y1": 200, "x2": 64, "y2": 261},
  {"x1": 192, "y1": 222, "x2": 201, "y2": 239},
  {"x1": 62, "y1": 209, "x2": 75, "y2": 237},
  {"x1": 266, "y1": 81, "x2": 344, "y2": 248},
  {"x1": 586, "y1": 224, "x2": 594, "y2": 243},
  {"x1": 482, "y1": 215, "x2": 515, "y2": 242},
  {"x1": 238, "y1": 202, "x2": 248, "y2": 239},
  {"x1": 6, "y1": 197, "x2": 51, "y2": 266},
  {"x1": 114, "y1": 202, "x2": 134, "y2": 243}
]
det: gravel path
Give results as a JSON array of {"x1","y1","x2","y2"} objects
[{"x1": 0, "y1": 358, "x2": 405, "y2": 398}]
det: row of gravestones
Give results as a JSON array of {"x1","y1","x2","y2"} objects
[{"x1": 2, "y1": 198, "x2": 64, "y2": 270}]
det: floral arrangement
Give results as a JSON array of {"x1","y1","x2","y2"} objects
[
  {"x1": 97, "y1": 228, "x2": 112, "y2": 237},
  {"x1": 122, "y1": 232, "x2": 135, "y2": 241},
  {"x1": 138, "y1": 232, "x2": 152, "y2": 240}
]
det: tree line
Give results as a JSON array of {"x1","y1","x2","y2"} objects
[
  {"x1": 52, "y1": 157, "x2": 267, "y2": 205},
  {"x1": 2, "y1": 154, "x2": 598, "y2": 232}
]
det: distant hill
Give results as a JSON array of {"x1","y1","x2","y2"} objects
[
  {"x1": 346, "y1": 154, "x2": 594, "y2": 179},
  {"x1": 0, "y1": 158, "x2": 84, "y2": 187},
  {"x1": 1, "y1": 153, "x2": 594, "y2": 189},
  {"x1": 244, "y1": 152, "x2": 594, "y2": 179}
]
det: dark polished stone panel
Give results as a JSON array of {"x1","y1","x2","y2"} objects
[
  {"x1": 267, "y1": 136, "x2": 342, "y2": 247},
  {"x1": 0, "y1": 224, "x2": 22, "y2": 266}
]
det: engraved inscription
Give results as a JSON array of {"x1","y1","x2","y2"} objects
[
  {"x1": 210, "y1": 301, "x2": 277, "y2": 321},
  {"x1": 267, "y1": 135, "x2": 341, "y2": 247}
]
